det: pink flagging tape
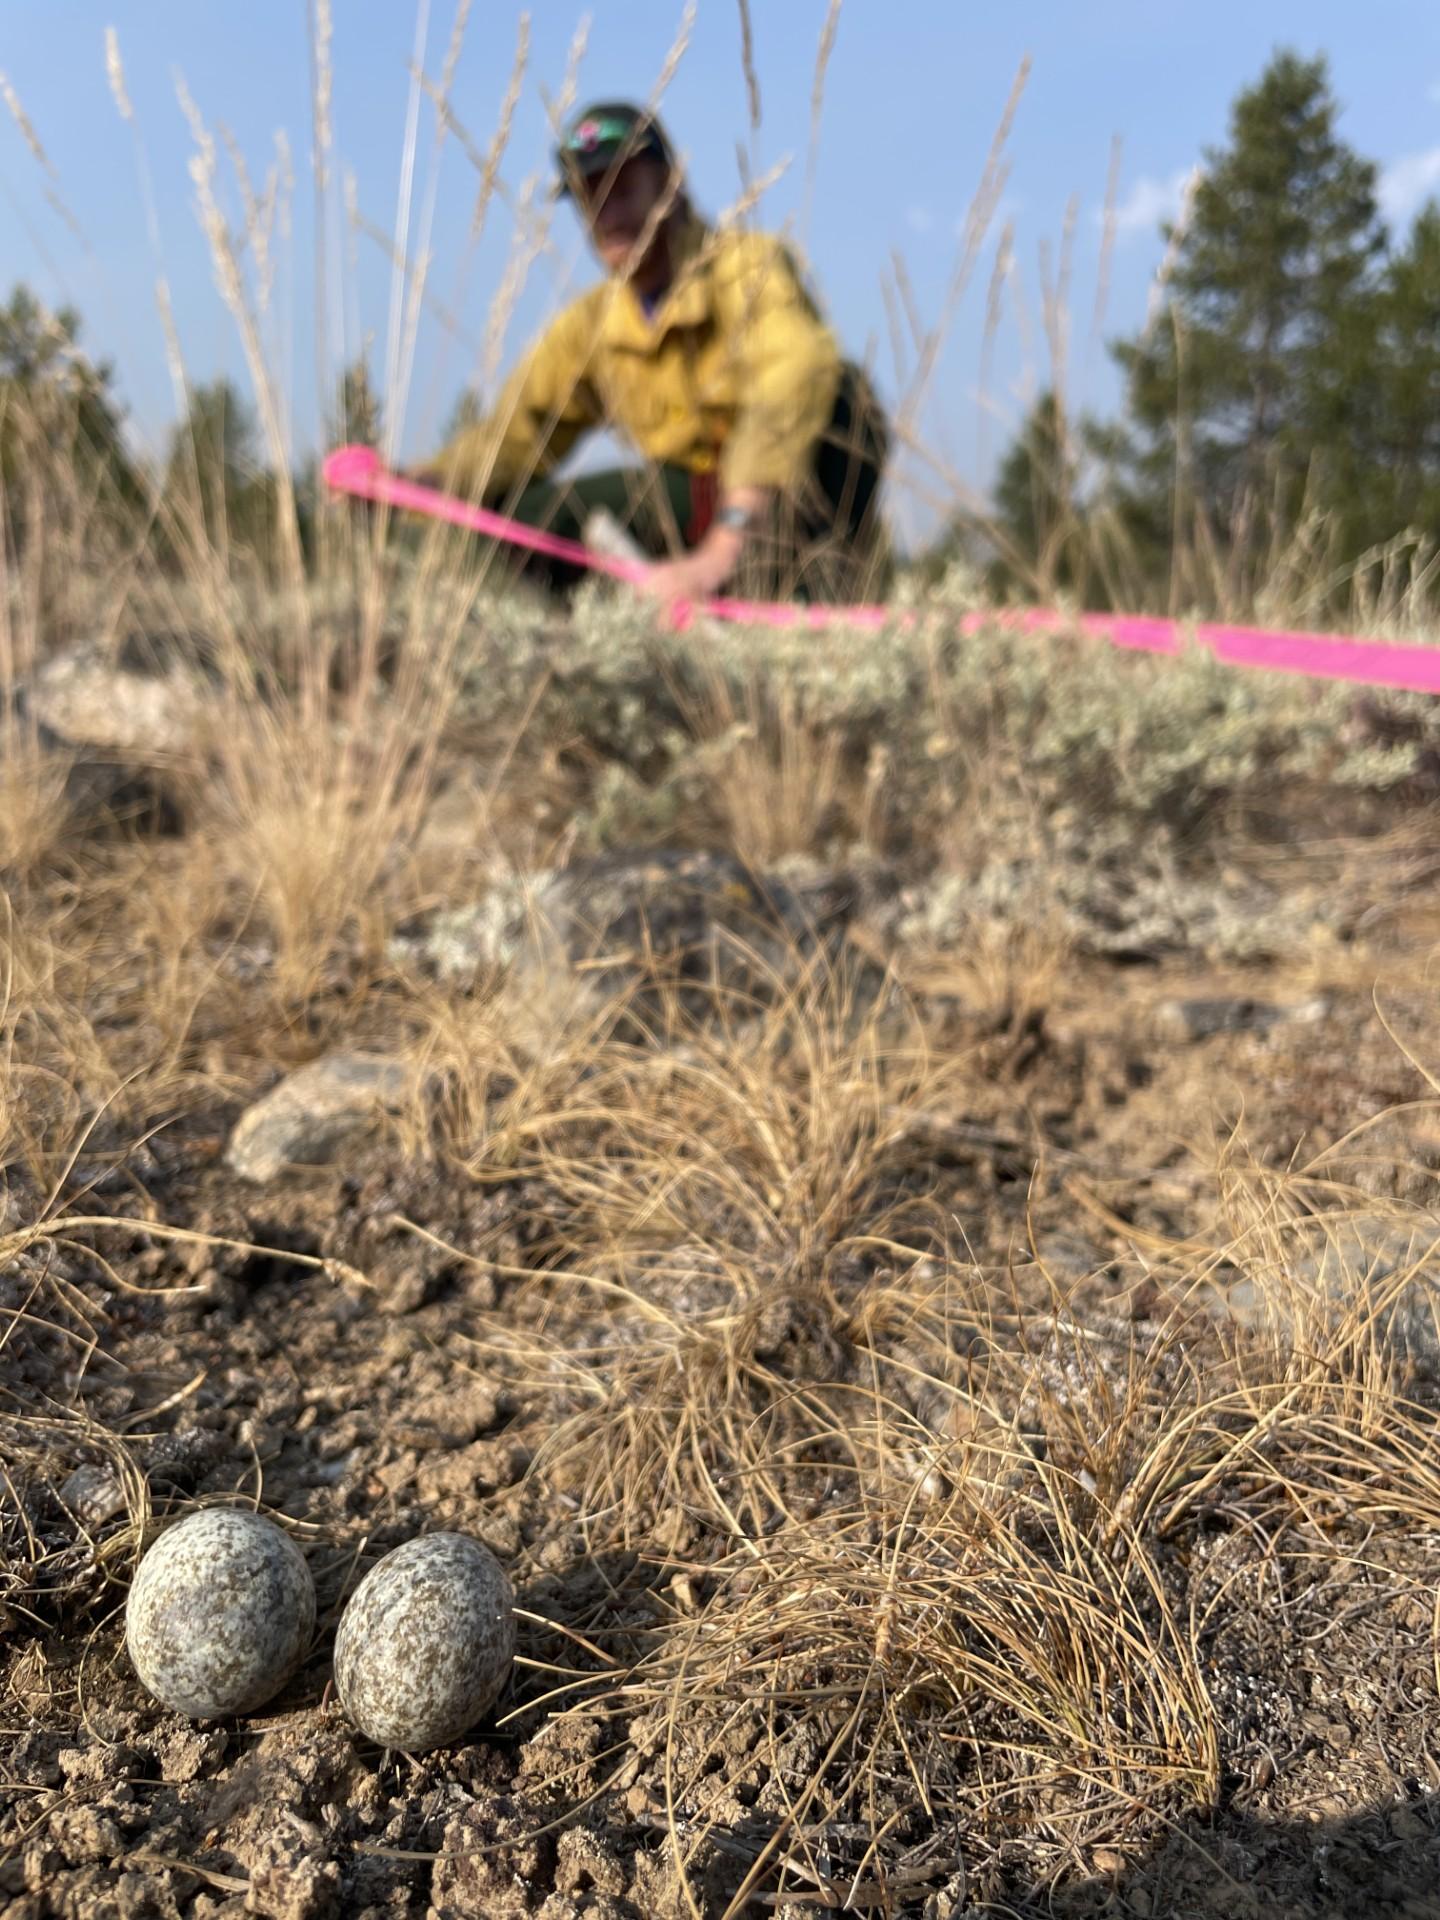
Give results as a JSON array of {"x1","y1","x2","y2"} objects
[
  {"x1": 323, "y1": 443, "x2": 643, "y2": 585},
  {"x1": 321, "y1": 443, "x2": 867, "y2": 632},
  {"x1": 322, "y1": 445, "x2": 1440, "y2": 695}
]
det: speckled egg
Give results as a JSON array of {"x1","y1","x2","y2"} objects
[
  {"x1": 126, "y1": 1509, "x2": 316, "y2": 1719},
  {"x1": 333, "y1": 1532, "x2": 516, "y2": 1752}
]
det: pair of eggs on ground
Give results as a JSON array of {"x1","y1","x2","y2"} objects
[{"x1": 125, "y1": 1510, "x2": 515, "y2": 1752}]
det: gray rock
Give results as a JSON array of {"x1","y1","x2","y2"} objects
[
  {"x1": 61, "y1": 755, "x2": 183, "y2": 836},
  {"x1": 0, "y1": 702, "x2": 183, "y2": 842},
  {"x1": 145, "y1": 1426, "x2": 227, "y2": 1493},
  {"x1": 1153, "y1": 995, "x2": 1328, "y2": 1045},
  {"x1": 1199, "y1": 1218, "x2": 1439, "y2": 1367},
  {"x1": 57, "y1": 1463, "x2": 126, "y2": 1530},
  {"x1": 389, "y1": 848, "x2": 878, "y2": 1027},
  {"x1": 1, "y1": 633, "x2": 218, "y2": 847},
  {"x1": 226, "y1": 1051, "x2": 423, "y2": 1182},
  {"x1": 28, "y1": 639, "x2": 206, "y2": 756}
]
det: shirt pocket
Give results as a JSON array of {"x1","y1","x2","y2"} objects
[
  {"x1": 690, "y1": 325, "x2": 736, "y2": 413},
  {"x1": 601, "y1": 356, "x2": 665, "y2": 445}
]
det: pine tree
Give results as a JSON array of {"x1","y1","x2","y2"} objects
[
  {"x1": 0, "y1": 284, "x2": 140, "y2": 547},
  {"x1": 163, "y1": 377, "x2": 275, "y2": 557},
  {"x1": 1109, "y1": 51, "x2": 1385, "y2": 597},
  {"x1": 330, "y1": 355, "x2": 383, "y2": 450},
  {"x1": 1356, "y1": 203, "x2": 1440, "y2": 550},
  {"x1": 442, "y1": 387, "x2": 483, "y2": 446},
  {"x1": 990, "y1": 389, "x2": 1090, "y2": 597}
]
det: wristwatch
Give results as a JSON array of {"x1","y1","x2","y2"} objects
[{"x1": 715, "y1": 502, "x2": 753, "y2": 533}]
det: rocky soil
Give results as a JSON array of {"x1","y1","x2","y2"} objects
[{"x1": 4, "y1": 629, "x2": 1440, "y2": 1918}]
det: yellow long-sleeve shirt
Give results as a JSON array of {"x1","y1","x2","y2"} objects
[{"x1": 433, "y1": 221, "x2": 844, "y2": 499}]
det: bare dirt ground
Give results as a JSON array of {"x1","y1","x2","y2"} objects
[{"x1": 4, "y1": 629, "x2": 1440, "y2": 1919}]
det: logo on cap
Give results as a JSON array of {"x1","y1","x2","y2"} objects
[{"x1": 574, "y1": 119, "x2": 602, "y2": 153}]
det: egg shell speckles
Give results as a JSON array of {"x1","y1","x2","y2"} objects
[
  {"x1": 126, "y1": 1509, "x2": 316, "y2": 1719},
  {"x1": 333, "y1": 1532, "x2": 516, "y2": 1752}
]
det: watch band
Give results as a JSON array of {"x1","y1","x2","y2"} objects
[{"x1": 715, "y1": 502, "x2": 752, "y2": 533}]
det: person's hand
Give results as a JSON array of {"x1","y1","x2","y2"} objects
[{"x1": 642, "y1": 528, "x2": 743, "y2": 608}]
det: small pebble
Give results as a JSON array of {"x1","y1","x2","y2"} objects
[{"x1": 59, "y1": 1464, "x2": 126, "y2": 1530}]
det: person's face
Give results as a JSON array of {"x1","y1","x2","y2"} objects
[{"x1": 576, "y1": 153, "x2": 673, "y2": 274}]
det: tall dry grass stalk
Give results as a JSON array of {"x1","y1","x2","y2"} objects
[
  {"x1": 1087, "y1": 133, "x2": 1123, "y2": 376},
  {"x1": 893, "y1": 55, "x2": 1031, "y2": 457},
  {"x1": 381, "y1": 0, "x2": 437, "y2": 467},
  {"x1": 175, "y1": 77, "x2": 305, "y2": 597},
  {"x1": 0, "y1": 66, "x2": 85, "y2": 244},
  {"x1": 975, "y1": 217, "x2": 1014, "y2": 478},
  {"x1": 801, "y1": 0, "x2": 843, "y2": 244},
  {"x1": 309, "y1": 0, "x2": 336, "y2": 400},
  {"x1": 411, "y1": 11, "x2": 528, "y2": 437},
  {"x1": 106, "y1": 28, "x2": 190, "y2": 431},
  {"x1": 735, "y1": 0, "x2": 761, "y2": 138}
]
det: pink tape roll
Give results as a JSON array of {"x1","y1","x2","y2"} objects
[{"x1": 322, "y1": 446, "x2": 1440, "y2": 693}]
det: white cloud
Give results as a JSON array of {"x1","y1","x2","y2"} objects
[
  {"x1": 1103, "y1": 167, "x2": 1194, "y2": 242},
  {"x1": 1380, "y1": 146, "x2": 1440, "y2": 223},
  {"x1": 906, "y1": 205, "x2": 934, "y2": 235}
]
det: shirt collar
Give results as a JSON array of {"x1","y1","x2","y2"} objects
[{"x1": 601, "y1": 217, "x2": 713, "y2": 349}]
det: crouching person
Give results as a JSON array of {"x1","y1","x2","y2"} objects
[{"x1": 424, "y1": 101, "x2": 889, "y2": 605}]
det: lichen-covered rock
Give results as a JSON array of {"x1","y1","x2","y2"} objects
[
  {"x1": 333, "y1": 1532, "x2": 515, "y2": 1752},
  {"x1": 0, "y1": 704, "x2": 183, "y2": 841},
  {"x1": 904, "y1": 832, "x2": 1347, "y2": 963},
  {"x1": 225, "y1": 1051, "x2": 422, "y2": 1182},
  {"x1": 388, "y1": 848, "x2": 882, "y2": 1031},
  {"x1": 28, "y1": 637, "x2": 208, "y2": 756},
  {"x1": 125, "y1": 1509, "x2": 315, "y2": 1719},
  {"x1": 1152, "y1": 995, "x2": 1328, "y2": 1044}
]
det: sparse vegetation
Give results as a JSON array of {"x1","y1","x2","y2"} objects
[{"x1": 1, "y1": 13, "x2": 1439, "y2": 1920}]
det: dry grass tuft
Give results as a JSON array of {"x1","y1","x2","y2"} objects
[
  {"x1": 0, "y1": 745, "x2": 73, "y2": 877},
  {"x1": 376, "y1": 944, "x2": 1440, "y2": 1908}
]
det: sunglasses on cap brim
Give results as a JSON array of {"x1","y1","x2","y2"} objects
[{"x1": 555, "y1": 124, "x2": 670, "y2": 197}]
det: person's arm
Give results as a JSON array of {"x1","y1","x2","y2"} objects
[
  {"x1": 427, "y1": 302, "x2": 604, "y2": 500},
  {"x1": 658, "y1": 482, "x2": 771, "y2": 595},
  {"x1": 644, "y1": 238, "x2": 840, "y2": 604}
]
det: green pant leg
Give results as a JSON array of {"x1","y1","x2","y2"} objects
[
  {"x1": 544, "y1": 466, "x2": 699, "y2": 553},
  {"x1": 756, "y1": 367, "x2": 889, "y2": 603},
  {"x1": 490, "y1": 466, "x2": 700, "y2": 589},
  {"x1": 810, "y1": 368, "x2": 888, "y2": 544}
]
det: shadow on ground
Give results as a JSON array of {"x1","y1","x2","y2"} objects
[{"x1": 1009, "y1": 1788, "x2": 1440, "y2": 1919}]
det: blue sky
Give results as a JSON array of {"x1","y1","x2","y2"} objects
[{"x1": 3, "y1": 2, "x2": 1439, "y2": 535}]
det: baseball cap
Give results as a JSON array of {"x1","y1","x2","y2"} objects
[{"x1": 554, "y1": 101, "x2": 676, "y2": 198}]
